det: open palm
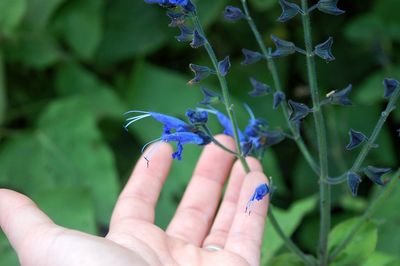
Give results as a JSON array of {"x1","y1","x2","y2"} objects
[{"x1": 0, "y1": 136, "x2": 269, "y2": 266}]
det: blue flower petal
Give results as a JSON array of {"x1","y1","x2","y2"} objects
[
  {"x1": 218, "y1": 56, "x2": 231, "y2": 77},
  {"x1": 324, "y1": 84, "x2": 352, "y2": 106},
  {"x1": 175, "y1": 25, "x2": 193, "y2": 42},
  {"x1": 185, "y1": 109, "x2": 208, "y2": 125},
  {"x1": 199, "y1": 87, "x2": 221, "y2": 106},
  {"x1": 271, "y1": 35, "x2": 296, "y2": 58},
  {"x1": 317, "y1": 0, "x2": 345, "y2": 16},
  {"x1": 167, "y1": 11, "x2": 186, "y2": 27},
  {"x1": 363, "y1": 166, "x2": 391, "y2": 186},
  {"x1": 245, "y1": 183, "x2": 270, "y2": 214},
  {"x1": 249, "y1": 77, "x2": 272, "y2": 97},
  {"x1": 214, "y1": 111, "x2": 245, "y2": 141},
  {"x1": 277, "y1": 0, "x2": 303, "y2": 22},
  {"x1": 241, "y1": 48, "x2": 264, "y2": 65},
  {"x1": 383, "y1": 78, "x2": 399, "y2": 99},
  {"x1": 224, "y1": 6, "x2": 245, "y2": 22},
  {"x1": 273, "y1": 91, "x2": 286, "y2": 110},
  {"x1": 190, "y1": 30, "x2": 206, "y2": 48},
  {"x1": 314, "y1": 37, "x2": 335, "y2": 62},
  {"x1": 288, "y1": 100, "x2": 312, "y2": 121},
  {"x1": 188, "y1": 64, "x2": 212, "y2": 84},
  {"x1": 346, "y1": 129, "x2": 367, "y2": 150},
  {"x1": 347, "y1": 172, "x2": 362, "y2": 197}
]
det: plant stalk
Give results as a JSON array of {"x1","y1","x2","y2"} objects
[{"x1": 300, "y1": 1, "x2": 331, "y2": 265}]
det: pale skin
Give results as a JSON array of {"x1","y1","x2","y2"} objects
[{"x1": 0, "y1": 135, "x2": 269, "y2": 266}]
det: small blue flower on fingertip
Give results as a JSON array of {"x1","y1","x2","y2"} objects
[
  {"x1": 363, "y1": 166, "x2": 392, "y2": 186},
  {"x1": 190, "y1": 30, "x2": 206, "y2": 48},
  {"x1": 224, "y1": 6, "x2": 245, "y2": 22},
  {"x1": 246, "y1": 183, "x2": 270, "y2": 215},
  {"x1": 288, "y1": 100, "x2": 312, "y2": 121},
  {"x1": 273, "y1": 91, "x2": 286, "y2": 110},
  {"x1": 314, "y1": 37, "x2": 335, "y2": 62},
  {"x1": 277, "y1": 0, "x2": 303, "y2": 22},
  {"x1": 383, "y1": 78, "x2": 399, "y2": 99},
  {"x1": 218, "y1": 56, "x2": 231, "y2": 77},
  {"x1": 346, "y1": 129, "x2": 367, "y2": 150},
  {"x1": 188, "y1": 64, "x2": 213, "y2": 84},
  {"x1": 249, "y1": 77, "x2": 272, "y2": 97},
  {"x1": 317, "y1": 0, "x2": 345, "y2": 16},
  {"x1": 241, "y1": 48, "x2": 264, "y2": 65},
  {"x1": 322, "y1": 84, "x2": 352, "y2": 106},
  {"x1": 271, "y1": 35, "x2": 296, "y2": 58},
  {"x1": 347, "y1": 172, "x2": 362, "y2": 197}
]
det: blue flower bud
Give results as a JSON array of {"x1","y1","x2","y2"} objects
[
  {"x1": 273, "y1": 91, "x2": 286, "y2": 110},
  {"x1": 383, "y1": 78, "x2": 399, "y2": 99},
  {"x1": 190, "y1": 30, "x2": 206, "y2": 48},
  {"x1": 182, "y1": 0, "x2": 196, "y2": 13},
  {"x1": 317, "y1": 0, "x2": 345, "y2": 16},
  {"x1": 185, "y1": 109, "x2": 208, "y2": 125},
  {"x1": 224, "y1": 6, "x2": 245, "y2": 22},
  {"x1": 363, "y1": 166, "x2": 391, "y2": 186},
  {"x1": 249, "y1": 77, "x2": 272, "y2": 97},
  {"x1": 346, "y1": 129, "x2": 367, "y2": 150},
  {"x1": 277, "y1": 0, "x2": 303, "y2": 23},
  {"x1": 314, "y1": 37, "x2": 335, "y2": 62},
  {"x1": 166, "y1": 11, "x2": 186, "y2": 27},
  {"x1": 323, "y1": 84, "x2": 352, "y2": 106},
  {"x1": 347, "y1": 172, "x2": 361, "y2": 197},
  {"x1": 188, "y1": 64, "x2": 213, "y2": 84},
  {"x1": 199, "y1": 87, "x2": 221, "y2": 106},
  {"x1": 241, "y1": 48, "x2": 264, "y2": 65},
  {"x1": 246, "y1": 183, "x2": 270, "y2": 214},
  {"x1": 288, "y1": 100, "x2": 312, "y2": 121},
  {"x1": 218, "y1": 56, "x2": 231, "y2": 77},
  {"x1": 271, "y1": 35, "x2": 296, "y2": 58},
  {"x1": 162, "y1": 131, "x2": 210, "y2": 160},
  {"x1": 175, "y1": 25, "x2": 193, "y2": 42}
]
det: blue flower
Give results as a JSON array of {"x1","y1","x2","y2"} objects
[
  {"x1": 317, "y1": 0, "x2": 345, "y2": 16},
  {"x1": 214, "y1": 110, "x2": 245, "y2": 141},
  {"x1": 241, "y1": 48, "x2": 264, "y2": 65},
  {"x1": 314, "y1": 37, "x2": 335, "y2": 62},
  {"x1": 190, "y1": 30, "x2": 206, "y2": 48},
  {"x1": 199, "y1": 87, "x2": 221, "y2": 106},
  {"x1": 124, "y1": 111, "x2": 191, "y2": 133},
  {"x1": 188, "y1": 64, "x2": 213, "y2": 84},
  {"x1": 186, "y1": 109, "x2": 208, "y2": 125},
  {"x1": 288, "y1": 100, "x2": 312, "y2": 121},
  {"x1": 277, "y1": 0, "x2": 303, "y2": 23},
  {"x1": 346, "y1": 129, "x2": 367, "y2": 150},
  {"x1": 273, "y1": 91, "x2": 286, "y2": 110},
  {"x1": 224, "y1": 6, "x2": 245, "y2": 22},
  {"x1": 322, "y1": 84, "x2": 353, "y2": 106},
  {"x1": 249, "y1": 77, "x2": 272, "y2": 97},
  {"x1": 383, "y1": 78, "x2": 399, "y2": 99},
  {"x1": 162, "y1": 131, "x2": 210, "y2": 160},
  {"x1": 245, "y1": 118, "x2": 269, "y2": 138},
  {"x1": 144, "y1": 0, "x2": 188, "y2": 7},
  {"x1": 218, "y1": 56, "x2": 231, "y2": 77},
  {"x1": 363, "y1": 166, "x2": 391, "y2": 186},
  {"x1": 246, "y1": 183, "x2": 270, "y2": 214},
  {"x1": 175, "y1": 25, "x2": 193, "y2": 42},
  {"x1": 347, "y1": 172, "x2": 362, "y2": 197},
  {"x1": 271, "y1": 35, "x2": 296, "y2": 57}
]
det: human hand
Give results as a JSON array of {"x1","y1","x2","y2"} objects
[{"x1": 0, "y1": 136, "x2": 269, "y2": 266}]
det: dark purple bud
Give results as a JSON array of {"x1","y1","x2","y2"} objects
[
  {"x1": 175, "y1": 25, "x2": 193, "y2": 42},
  {"x1": 383, "y1": 78, "x2": 399, "y2": 99},
  {"x1": 241, "y1": 49, "x2": 264, "y2": 65},
  {"x1": 363, "y1": 166, "x2": 391, "y2": 186},
  {"x1": 317, "y1": 0, "x2": 345, "y2": 16},
  {"x1": 190, "y1": 30, "x2": 206, "y2": 48},
  {"x1": 277, "y1": 0, "x2": 303, "y2": 22},
  {"x1": 246, "y1": 183, "x2": 270, "y2": 214},
  {"x1": 249, "y1": 77, "x2": 272, "y2": 97},
  {"x1": 314, "y1": 37, "x2": 335, "y2": 62},
  {"x1": 346, "y1": 129, "x2": 367, "y2": 150},
  {"x1": 241, "y1": 140, "x2": 253, "y2": 157},
  {"x1": 188, "y1": 64, "x2": 212, "y2": 84},
  {"x1": 218, "y1": 56, "x2": 231, "y2": 77},
  {"x1": 167, "y1": 11, "x2": 186, "y2": 27},
  {"x1": 224, "y1": 6, "x2": 245, "y2": 22},
  {"x1": 271, "y1": 35, "x2": 296, "y2": 57},
  {"x1": 288, "y1": 100, "x2": 312, "y2": 121},
  {"x1": 185, "y1": 109, "x2": 208, "y2": 125},
  {"x1": 199, "y1": 87, "x2": 221, "y2": 106},
  {"x1": 323, "y1": 84, "x2": 352, "y2": 106},
  {"x1": 347, "y1": 172, "x2": 361, "y2": 197},
  {"x1": 273, "y1": 91, "x2": 286, "y2": 110}
]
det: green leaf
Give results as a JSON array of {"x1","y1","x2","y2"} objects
[
  {"x1": 23, "y1": 0, "x2": 66, "y2": 31},
  {"x1": 52, "y1": 0, "x2": 103, "y2": 60},
  {"x1": 261, "y1": 149, "x2": 287, "y2": 195},
  {"x1": 364, "y1": 251, "x2": 397, "y2": 266},
  {"x1": 32, "y1": 187, "x2": 97, "y2": 234},
  {"x1": 249, "y1": 0, "x2": 276, "y2": 12},
  {"x1": 344, "y1": 15, "x2": 385, "y2": 43},
  {"x1": 261, "y1": 196, "x2": 318, "y2": 264},
  {"x1": 267, "y1": 253, "x2": 304, "y2": 266},
  {"x1": 329, "y1": 218, "x2": 378, "y2": 266},
  {"x1": 0, "y1": 0, "x2": 27, "y2": 37},
  {"x1": 194, "y1": 0, "x2": 227, "y2": 28}
]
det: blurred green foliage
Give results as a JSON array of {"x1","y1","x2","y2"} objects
[{"x1": 0, "y1": 0, "x2": 399, "y2": 265}]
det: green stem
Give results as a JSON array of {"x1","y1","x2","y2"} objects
[
  {"x1": 201, "y1": 125, "x2": 238, "y2": 156},
  {"x1": 300, "y1": 1, "x2": 330, "y2": 265},
  {"x1": 191, "y1": 15, "x2": 250, "y2": 172},
  {"x1": 0, "y1": 45, "x2": 6, "y2": 127},
  {"x1": 269, "y1": 209, "x2": 316, "y2": 266},
  {"x1": 350, "y1": 86, "x2": 400, "y2": 172},
  {"x1": 241, "y1": 0, "x2": 319, "y2": 175},
  {"x1": 329, "y1": 168, "x2": 400, "y2": 262}
]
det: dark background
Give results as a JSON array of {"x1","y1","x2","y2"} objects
[{"x1": 0, "y1": 0, "x2": 399, "y2": 265}]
